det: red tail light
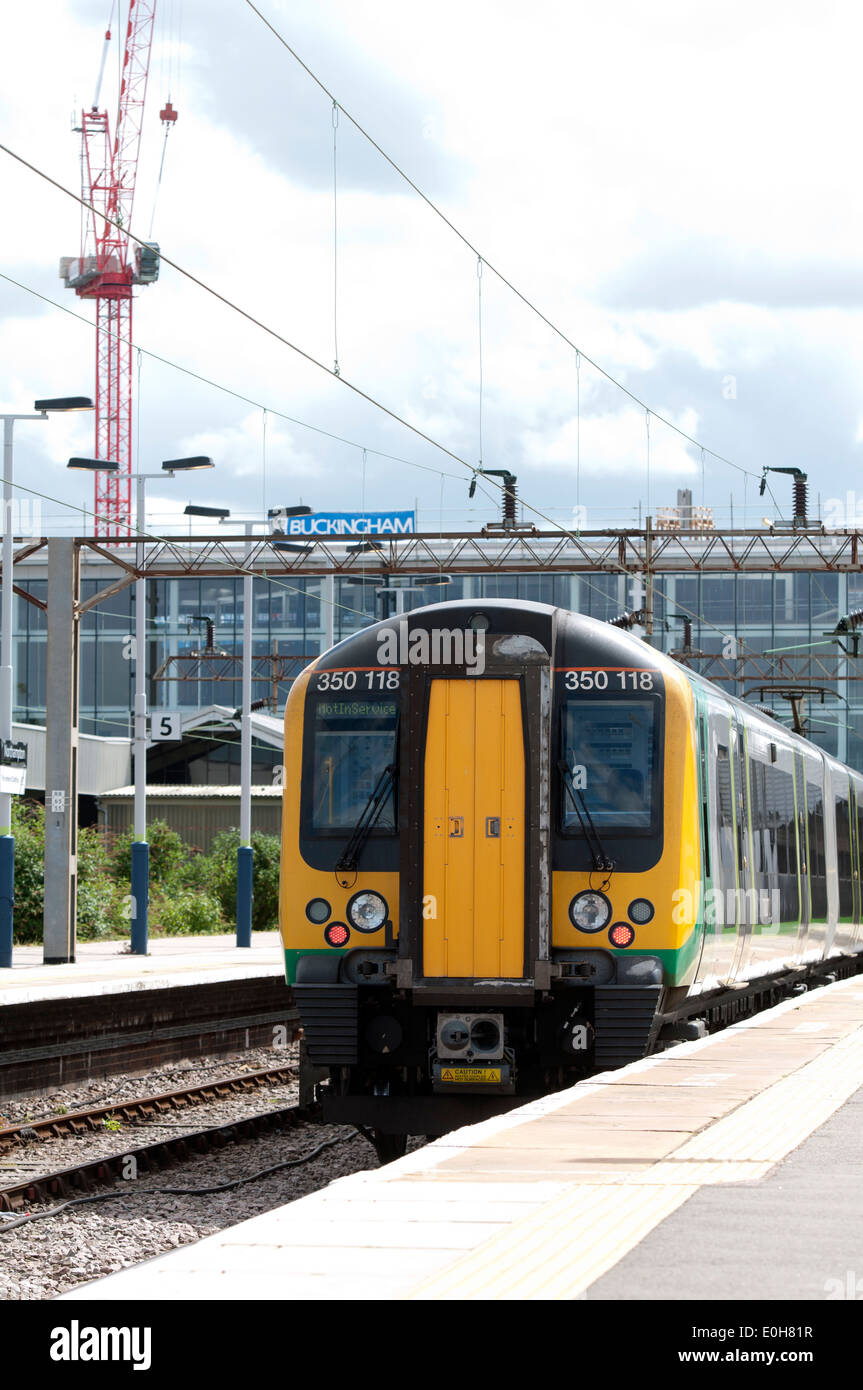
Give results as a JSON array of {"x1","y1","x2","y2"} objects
[{"x1": 609, "y1": 922, "x2": 635, "y2": 948}]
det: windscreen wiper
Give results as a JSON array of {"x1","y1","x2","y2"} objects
[
  {"x1": 335, "y1": 763, "x2": 397, "y2": 875},
  {"x1": 558, "y1": 759, "x2": 614, "y2": 873}
]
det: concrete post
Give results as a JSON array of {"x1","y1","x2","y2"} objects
[
  {"x1": 323, "y1": 574, "x2": 335, "y2": 651},
  {"x1": 43, "y1": 539, "x2": 79, "y2": 963}
]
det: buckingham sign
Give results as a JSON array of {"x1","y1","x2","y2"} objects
[{"x1": 278, "y1": 510, "x2": 416, "y2": 538}]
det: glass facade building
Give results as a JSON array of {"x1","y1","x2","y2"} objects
[{"x1": 10, "y1": 562, "x2": 863, "y2": 773}]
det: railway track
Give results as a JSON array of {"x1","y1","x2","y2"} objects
[
  {"x1": 0, "y1": 1101, "x2": 313, "y2": 1213},
  {"x1": 0, "y1": 1064, "x2": 296, "y2": 1150}
]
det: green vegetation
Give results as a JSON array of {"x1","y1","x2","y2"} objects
[{"x1": 10, "y1": 803, "x2": 280, "y2": 944}]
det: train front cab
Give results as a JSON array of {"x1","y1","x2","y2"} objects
[{"x1": 280, "y1": 603, "x2": 702, "y2": 1138}]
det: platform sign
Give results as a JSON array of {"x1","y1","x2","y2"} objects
[
  {"x1": 0, "y1": 739, "x2": 27, "y2": 795},
  {"x1": 150, "y1": 712, "x2": 182, "y2": 742}
]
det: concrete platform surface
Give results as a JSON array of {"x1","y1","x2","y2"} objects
[
  {"x1": 0, "y1": 932, "x2": 283, "y2": 1005},
  {"x1": 61, "y1": 970, "x2": 863, "y2": 1302}
]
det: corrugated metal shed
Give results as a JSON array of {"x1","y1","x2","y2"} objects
[
  {"x1": 97, "y1": 785, "x2": 282, "y2": 851},
  {"x1": 14, "y1": 723, "x2": 132, "y2": 796}
]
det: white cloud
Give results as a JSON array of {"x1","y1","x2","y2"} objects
[
  {"x1": 523, "y1": 405, "x2": 700, "y2": 481},
  {"x1": 3, "y1": 0, "x2": 863, "y2": 535}
]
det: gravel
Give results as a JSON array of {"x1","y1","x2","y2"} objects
[{"x1": 0, "y1": 1045, "x2": 425, "y2": 1301}]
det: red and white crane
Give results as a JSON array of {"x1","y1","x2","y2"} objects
[{"x1": 61, "y1": 1, "x2": 165, "y2": 536}]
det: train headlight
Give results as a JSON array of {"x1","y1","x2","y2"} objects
[
  {"x1": 347, "y1": 891, "x2": 388, "y2": 933},
  {"x1": 305, "y1": 897, "x2": 331, "y2": 924},
  {"x1": 569, "y1": 891, "x2": 612, "y2": 932}
]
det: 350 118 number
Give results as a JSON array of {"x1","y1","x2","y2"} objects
[
  {"x1": 315, "y1": 670, "x2": 400, "y2": 691},
  {"x1": 564, "y1": 669, "x2": 654, "y2": 691}
]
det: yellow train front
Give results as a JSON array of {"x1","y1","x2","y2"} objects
[{"x1": 279, "y1": 598, "x2": 703, "y2": 1149}]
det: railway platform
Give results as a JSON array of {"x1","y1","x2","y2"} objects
[
  {"x1": 64, "y1": 969, "x2": 863, "y2": 1302},
  {"x1": 1, "y1": 931, "x2": 284, "y2": 1003},
  {"x1": 0, "y1": 933, "x2": 294, "y2": 1096}
]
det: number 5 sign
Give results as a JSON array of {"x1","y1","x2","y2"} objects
[{"x1": 151, "y1": 712, "x2": 182, "y2": 742}]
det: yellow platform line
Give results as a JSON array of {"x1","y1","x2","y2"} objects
[{"x1": 405, "y1": 1016, "x2": 863, "y2": 1301}]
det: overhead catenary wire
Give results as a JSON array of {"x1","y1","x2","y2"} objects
[
  {"x1": 0, "y1": 152, "x2": 743, "y2": 600},
  {"x1": 241, "y1": 0, "x2": 759, "y2": 485},
  {"x1": 0, "y1": 270, "x2": 473, "y2": 490},
  {"x1": 0, "y1": 152, "x2": 817, "y2": 681}
]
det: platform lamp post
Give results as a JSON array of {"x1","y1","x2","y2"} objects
[
  {"x1": 70, "y1": 455, "x2": 214, "y2": 955},
  {"x1": 183, "y1": 507, "x2": 314, "y2": 948},
  {"x1": 0, "y1": 396, "x2": 93, "y2": 970}
]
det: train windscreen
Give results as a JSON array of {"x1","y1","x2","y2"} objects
[
  {"x1": 561, "y1": 698, "x2": 658, "y2": 832},
  {"x1": 310, "y1": 697, "x2": 398, "y2": 832}
]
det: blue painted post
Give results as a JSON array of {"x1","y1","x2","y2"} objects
[
  {"x1": 0, "y1": 835, "x2": 13, "y2": 968},
  {"x1": 130, "y1": 840, "x2": 149, "y2": 955},
  {"x1": 237, "y1": 844, "x2": 253, "y2": 949}
]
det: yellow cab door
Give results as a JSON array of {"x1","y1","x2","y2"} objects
[{"x1": 422, "y1": 679, "x2": 525, "y2": 977}]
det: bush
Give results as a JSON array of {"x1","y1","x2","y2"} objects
[
  {"x1": 173, "y1": 848, "x2": 216, "y2": 894},
  {"x1": 110, "y1": 820, "x2": 186, "y2": 884},
  {"x1": 11, "y1": 800, "x2": 45, "y2": 944},
  {"x1": 151, "y1": 888, "x2": 224, "y2": 936},
  {"x1": 77, "y1": 874, "x2": 123, "y2": 940},
  {"x1": 208, "y1": 829, "x2": 281, "y2": 930}
]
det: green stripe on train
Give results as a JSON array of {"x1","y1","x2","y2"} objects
[{"x1": 284, "y1": 947, "x2": 348, "y2": 984}]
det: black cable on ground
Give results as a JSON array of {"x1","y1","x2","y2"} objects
[{"x1": 0, "y1": 1129, "x2": 360, "y2": 1234}]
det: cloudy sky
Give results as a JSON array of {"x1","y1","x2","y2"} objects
[{"x1": 2, "y1": 0, "x2": 863, "y2": 537}]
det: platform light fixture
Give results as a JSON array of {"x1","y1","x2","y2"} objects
[
  {"x1": 270, "y1": 536, "x2": 314, "y2": 554},
  {"x1": 161, "y1": 456, "x2": 214, "y2": 472},
  {"x1": 184, "y1": 504, "x2": 230, "y2": 518},
  {"x1": 34, "y1": 397, "x2": 94, "y2": 413},
  {"x1": 1, "y1": 395, "x2": 94, "y2": 967}
]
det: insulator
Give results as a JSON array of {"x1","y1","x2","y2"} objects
[
  {"x1": 502, "y1": 474, "x2": 517, "y2": 525},
  {"x1": 793, "y1": 478, "x2": 808, "y2": 527},
  {"x1": 608, "y1": 609, "x2": 645, "y2": 630},
  {"x1": 682, "y1": 617, "x2": 692, "y2": 650}
]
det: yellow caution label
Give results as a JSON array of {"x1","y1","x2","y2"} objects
[{"x1": 440, "y1": 1067, "x2": 502, "y2": 1084}]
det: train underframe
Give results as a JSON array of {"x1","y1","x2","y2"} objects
[
  {"x1": 294, "y1": 961, "x2": 664, "y2": 1149},
  {"x1": 294, "y1": 949, "x2": 863, "y2": 1160}
]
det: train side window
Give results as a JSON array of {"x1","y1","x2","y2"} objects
[
  {"x1": 698, "y1": 716, "x2": 710, "y2": 879},
  {"x1": 807, "y1": 774, "x2": 827, "y2": 919},
  {"x1": 836, "y1": 785, "x2": 853, "y2": 919},
  {"x1": 749, "y1": 759, "x2": 763, "y2": 875},
  {"x1": 717, "y1": 743, "x2": 734, "y2": 874}
]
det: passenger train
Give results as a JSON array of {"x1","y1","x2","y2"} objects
[{"x1": 278, "y1": 599, "x2": 863, "y2": 1158}]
